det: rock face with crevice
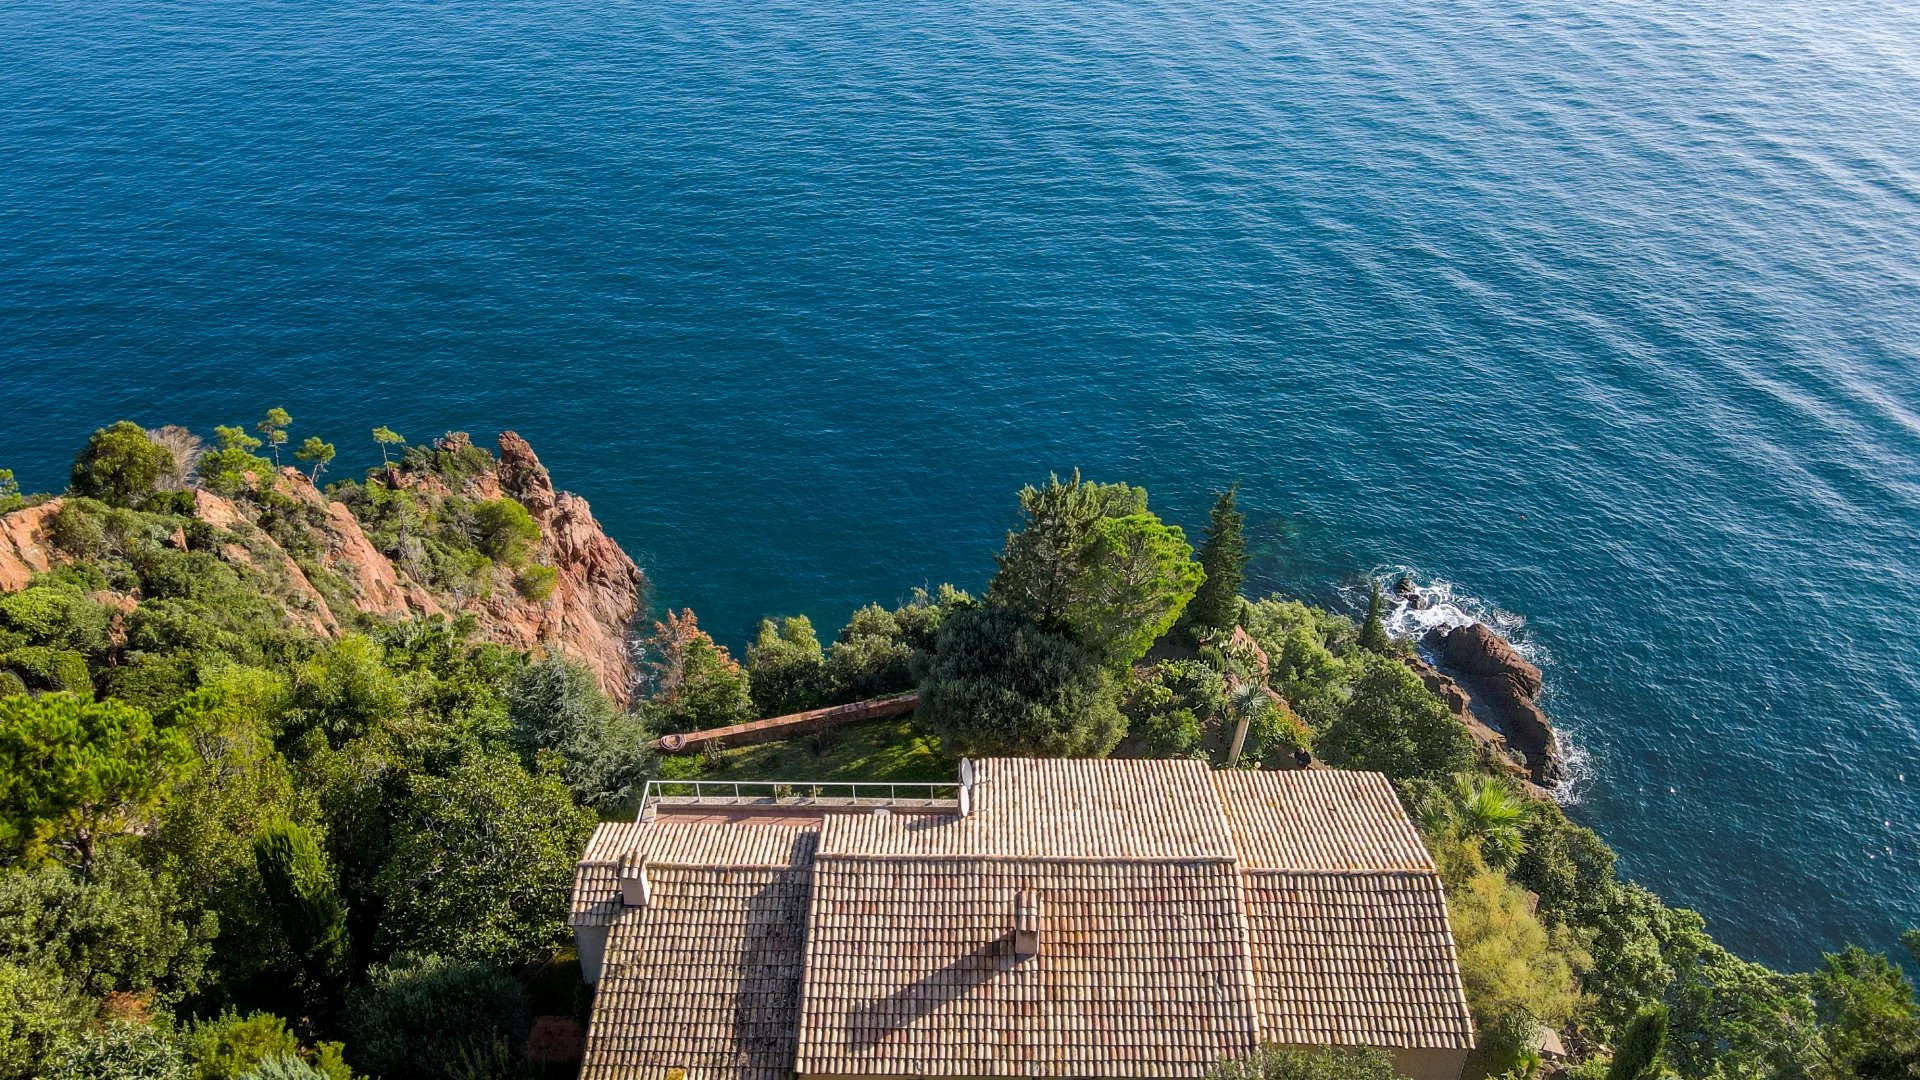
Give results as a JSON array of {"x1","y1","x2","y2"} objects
[{"x1": 0, "y1": 432, "x2": 646, "y2": 704}]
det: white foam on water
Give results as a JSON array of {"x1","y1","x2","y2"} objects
[{"x1": 1350, "y1": 566, "x2": 1591, "y2": 804}]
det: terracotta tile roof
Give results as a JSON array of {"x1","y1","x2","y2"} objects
[
  {"x1": 579, "y1": 864, "x2": 813, "y2": 1080},
  {"x1": 1213, "y1": 769, "x2": 1434, "y2": 871},
  {"x1": 795, "y1": 857, "x2": 1259, "y2": 1077},
  {"x1": 571, "y1": 821, "x2": 818, "y2": 928},
  {"x1": 569, "y1": 760, "x2": 1474, "y2": 1079},
  {"x1": 1242, "y1": 870, "x2": 1475, "y2": 1050},
  {"x1": 817, "y1": 758, "x2": 1235, "y2": 861}
]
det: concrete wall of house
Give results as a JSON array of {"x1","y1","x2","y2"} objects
[
  {"x1": 1390, "y1": 1046, "x2": 1471, "y2": 1080},
  {"x1": 574, "y1": 925, "x2": 609, "y2": 984}
]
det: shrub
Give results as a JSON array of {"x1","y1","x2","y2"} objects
[
  {"x1": 70, "y1": 422, "x2": 173, "y2": 508},
  {"x1": 1122, "y1": 660, "x2": 1228, "y2": 759},
  {"x1": 237, "y1": 1057, "x2": 325, "y2": 1080},
  {"x1": 345, "y1": 954, "x2": 529, "y2": 1080},
  {"x1": 821, "y1": 587, "x2": 973, "y2": 703},
  {"x1": 183, "y1": 1011, "x2": 302, "y2": 1080},
  {"x1": 0, "y1": 959, "x2": 90, "y2": 1080},
  {"x1": 100, "y1": 653, "x2": 199, "y2": 714},
  {"x1": 0, "y1": 851, "x2": 216, "y2": 1006},
  {"x1": 49, "y1": 500, "x2": 109, "y2": 560},
  {"x1": 0, "y1": 585, "x2": 112, "y2": 655},
  {"x1": 1431, "y1": 833, "x2": 1584, "y2": 1071},
  {"x1": 514, "y1": 564, "x2": 557, "y2": 601},
  {"x1": 0, "y1": 646, "x2": 92, "y2": 696},
  {"x1": 43, "y1": 1021, "x2": 188, "y2": 1080},
  {"x1": 747, "y1": 615, "x2": 824, "y2": 716},
  {"x1": 400, "y1": 435, "x2": 496, "y2": 487},
  {"x1": 1209, "y1": 1045, "x2": 1400, "y2": 1080},
  {"x1": 374, "y1": 755, "x2": 593, "y2": 968},
  {"x1": 470, "y1": 500, "x2": 539, "y2": 568},
  {"x1": 917, "y1": 604, "x2": 1124, "y2": 759}
]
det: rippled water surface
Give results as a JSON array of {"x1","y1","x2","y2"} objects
[{"x1": 4, "y1": 0, "x2": 1919, "y2": 968}]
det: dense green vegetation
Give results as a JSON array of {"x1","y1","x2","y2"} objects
[
  {"x1": 0, "y1": 420, "x2": 627, "y2": 1079},
  {"x1": 2, "y1": 421, "x2": 1914, "y2": 1080}
]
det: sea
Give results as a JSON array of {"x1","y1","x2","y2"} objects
[{"x1": 2, "y1": 0, "x2": 1917, "y2": 972}]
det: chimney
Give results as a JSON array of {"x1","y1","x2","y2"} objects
[
  {"x1": 1014, "y1": 888, "x2": 1040, "y2": 958},
  {"x1": 618, "y1": 852, "x2": 651, "y2": 908}
]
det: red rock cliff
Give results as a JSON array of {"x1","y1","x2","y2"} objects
[{"x1": 0, "y1": 433, "x2": 646, "y2": 704}]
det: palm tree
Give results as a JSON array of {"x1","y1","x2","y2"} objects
[{"x1": 1449, "y1": 773, "x2": 1529, "y2": 867}]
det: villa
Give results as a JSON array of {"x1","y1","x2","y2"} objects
[{"x1": 567, "y1": 758, "x2": 1475, "y2": 1080}]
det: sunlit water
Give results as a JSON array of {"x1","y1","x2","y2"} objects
[{"x1": 3, "y1": 0, "x2": 1918, "y2": 969}]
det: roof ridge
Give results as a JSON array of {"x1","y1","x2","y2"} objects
[
  {"x1": 813, "y1": 852, "x2": 1243, "y2": 866},
  {"x1": 1243, "y1": 866, "x2": 1443, "y2": 877}
]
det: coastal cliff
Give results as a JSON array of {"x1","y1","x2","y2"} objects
[{"x1": 0, "y1": 431, "x2": 645, "y2": 703}]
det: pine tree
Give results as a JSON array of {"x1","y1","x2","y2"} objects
[
  {"x1": 257, "y1": 408, "x2": 292, "y2": 468},
  {"x1": 253, "y1": 820, "x2": 348, "y2": 994},
  {"x1": 372, "y1": 426, "x2": 406, "y2": 466},
  {"x1": 1606, "y1": 1003, "x2": 1669, "y2": 1080},
  {"x1": 1187, "y1": 484, "x2": 1247, "y2": 634},
  {"x1": 1357, "y1": 580, "x2": 1390, "y2": 653},
  {"x1": 295, "y1": 436, "x2": 335, "y2": 482}
]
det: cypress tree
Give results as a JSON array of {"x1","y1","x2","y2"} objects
[
  {"x1": 1188, "y1": 484, "x2": 1247, "y2": 634},
  {"x1": 1357, "y1": 580, "x2": 1391, "y2": 653},
  {"x1": 1606, "y1": 1003, "x2": 1670, "y2": 1080},
  {"x1": 254, "y1": 820, "x2": 349, "y2": 993}
]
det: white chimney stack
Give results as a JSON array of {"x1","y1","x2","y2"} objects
[{"x1": 618, "y1": 852, "x2": 651, "y2": 907}]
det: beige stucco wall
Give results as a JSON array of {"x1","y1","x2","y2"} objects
[{"x1": 1390, "y1": 1045, "x2": 1471, "y2": 1080}]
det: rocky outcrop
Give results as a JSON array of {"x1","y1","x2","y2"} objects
[
  {"x1": 0, "y1": 500, "x2": 62, "y2": 592},
  {"x1": 194, "y1": 486, "x2": 341, "y2": 637},
  {"x1": 1424, "y1": 623, "x2": 1565, "y2": 787},
  {"x1": 1403, "y1": 652, "x2": 1545, "y2": 794},
  {"x1": 274, "y1": 470, "x2": 445, "y2": 620},
  {"x1": 467, "y1": 433, "x2": 645, "y2": 704},
  {"x1": 0, "y1": 433, "x2": 646, "y2": 705}
]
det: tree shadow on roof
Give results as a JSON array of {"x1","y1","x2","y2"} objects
[
  {"x1": 845, "y1": 937, "x2": 1012, "y2": 1048},
  {"x1": 729, "y1": 870, "x2": 812, "y2": 1075}
]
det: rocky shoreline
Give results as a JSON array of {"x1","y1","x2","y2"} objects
[{"x1": 1403, "y1": 624, "x2": 1565, "y2": 795}]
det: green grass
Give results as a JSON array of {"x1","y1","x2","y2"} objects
[{"x1": 671, "y1": 716, "x2": 954, "y2": 783}]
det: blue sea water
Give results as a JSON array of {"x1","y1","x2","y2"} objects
[{"x1": 3, "y1": 0, "x2": 1918, "y2": 970}]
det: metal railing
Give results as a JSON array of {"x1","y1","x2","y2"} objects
[{"x1": 637, "y1": 778, "x2": 961, "y2": 819}]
